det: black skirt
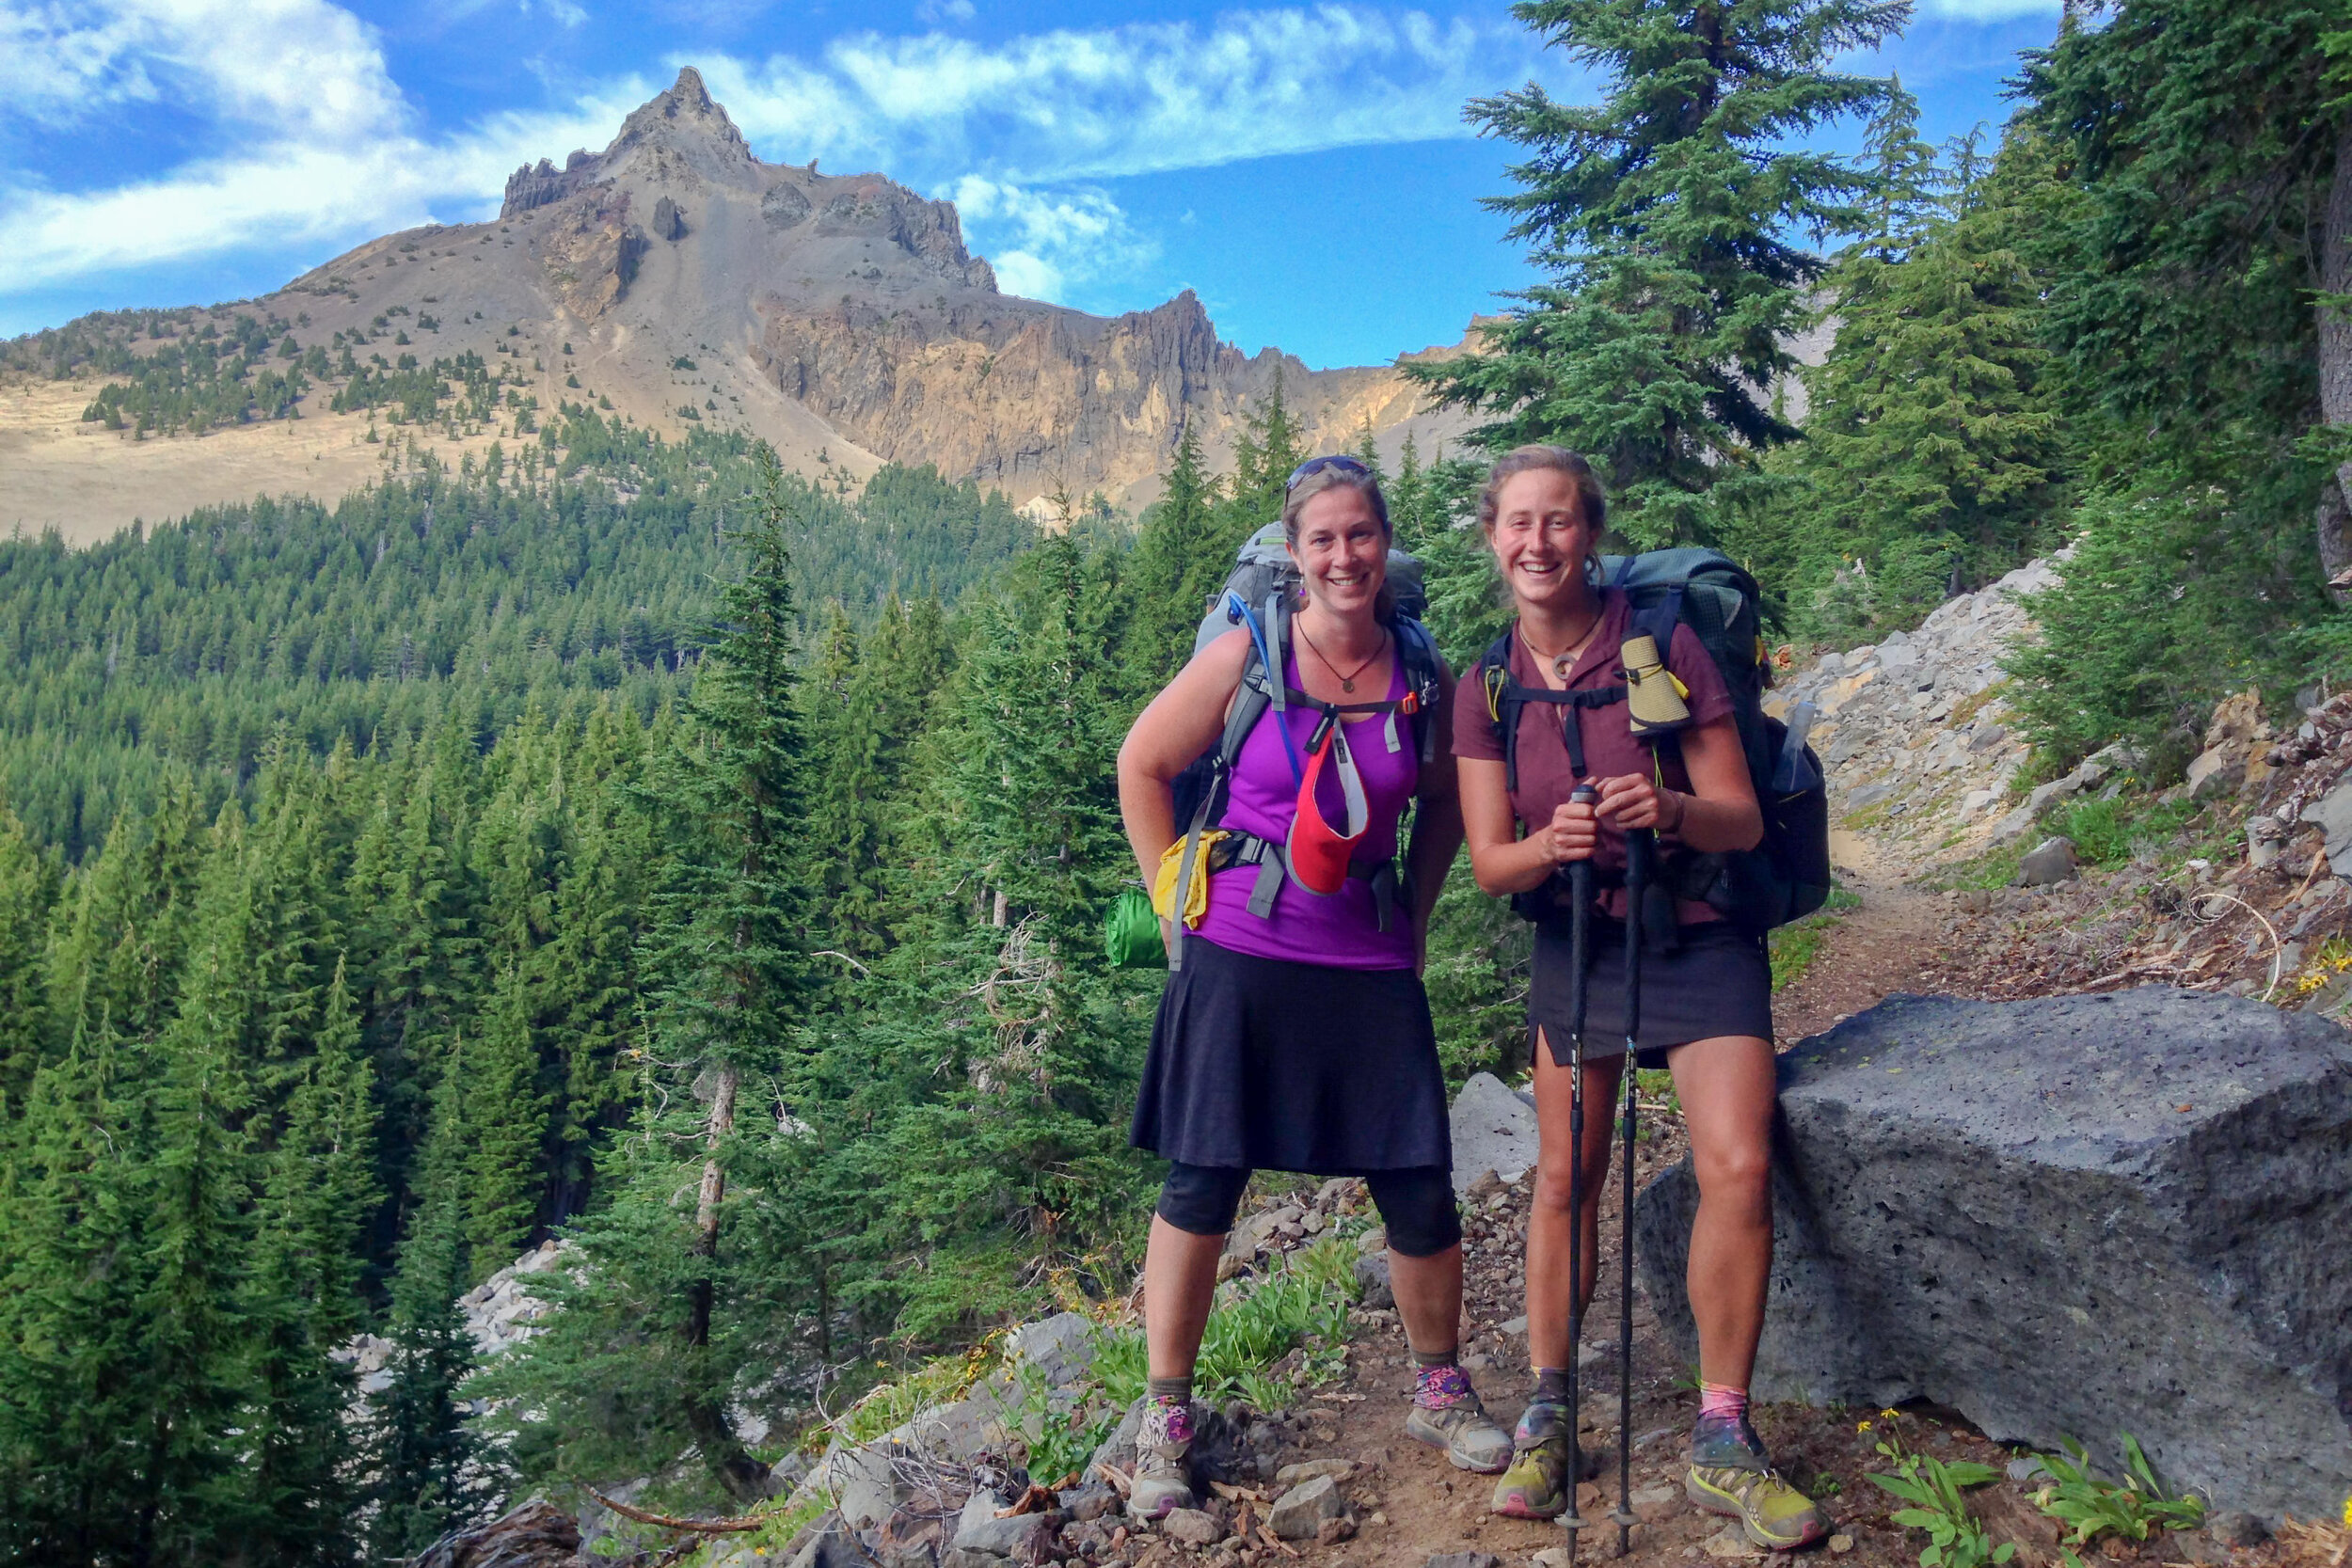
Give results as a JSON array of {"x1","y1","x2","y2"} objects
[
  {"x1": 1529, "y1": 917, "x2": 1772, "y2": 1069},
  {"x1": 1131, "y1": 938, "x2": 1451, "y2": 1173}
]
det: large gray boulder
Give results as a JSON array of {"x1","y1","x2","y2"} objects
[
  {"x1": 1631, "y1": 988, "x2": 2352, "y2": 1524},
  {"x1": 1450, "y1": 1071, "x2": 1539, "y2": 1195}
]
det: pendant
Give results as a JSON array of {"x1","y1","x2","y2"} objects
[
  {"x1": 1555, "y1": 656, "x2": 1574, "y2": 681},
  {"x1": 1341, "y1": 678, "x2": 1356, "y2": 693}
]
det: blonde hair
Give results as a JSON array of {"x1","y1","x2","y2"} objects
[{"x1": 1280, "y1": 462, "x2": 1398, "y2": 621}]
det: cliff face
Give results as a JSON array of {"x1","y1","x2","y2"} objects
[{"x1": 99, "y1": 68, "x2": 1468, "y2": 508}]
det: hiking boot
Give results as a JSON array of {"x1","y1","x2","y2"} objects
[
  {"x1": 1404, "y1": 1366, "x2": 1513, "y2": 1474},
  {"x1": 1684, "y1": 1419, "x2": 1827, "y2": 1551},
  {"x1": 1128, "y1": 1398, "x2": 1198, "y2": 1521},
  {"x1": 1489, "y1": 1400, "x2": 1602, "y2": 1517}
]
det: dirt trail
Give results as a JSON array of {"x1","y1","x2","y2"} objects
[
  {"x1": 1133, "y1": 863, "x2": 2025, "y2": 1568},
  {"x1": 1176, "y1": 1164, "x2": 2010, "y2": 1568}
]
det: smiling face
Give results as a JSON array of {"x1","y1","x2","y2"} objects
[
  {"x1": 1288, "y1": 483, "x2": 1390, "y2": 619},
  {"x1": 1486, "y1": 467, "x2": 1600, "y2": 613}
]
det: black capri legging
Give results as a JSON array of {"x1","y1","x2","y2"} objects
[{"x1": 1156, "y1": 1161, "x2": 1462, "y2": 1258}]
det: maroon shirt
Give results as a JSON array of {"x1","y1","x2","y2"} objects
[{"x1": 1453, "y1": 590, "x2": 1735, "y2": 921}]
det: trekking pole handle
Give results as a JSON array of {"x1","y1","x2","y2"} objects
[{"x1": 1565, "y1": 783, "x2": 1599, "y2": 904}]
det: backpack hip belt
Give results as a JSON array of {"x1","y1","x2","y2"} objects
[{"x1": 1209, "y1": 830, "x2": 1404, "y2": 932}]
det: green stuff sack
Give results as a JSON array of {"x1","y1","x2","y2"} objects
[{"x1": 1104, "y1": 887, "x2": 1167, "y2": 969}]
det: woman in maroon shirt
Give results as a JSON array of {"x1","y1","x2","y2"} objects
[{"x1": 1454, "y1": 446, "x2": 1825, "y2": 1550}]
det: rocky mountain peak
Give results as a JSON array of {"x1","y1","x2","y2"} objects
[
  {"x1": 603, "y1": 65, "x2": 752, "y2": 172},
  {"x1": 501, "y1": 66, "x2": 756, "y2": 216}
]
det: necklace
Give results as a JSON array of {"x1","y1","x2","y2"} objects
[
  {"x1": 1298, "y1": 624, "x2": 1388, "y2": 693},
  {"x1": 1518, "y1": 608, "x2": 1603, "y2": 682}
]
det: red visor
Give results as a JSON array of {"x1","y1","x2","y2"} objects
[{"x1": 1287, "y1": 720, "x2": 1368, "y2": 895}]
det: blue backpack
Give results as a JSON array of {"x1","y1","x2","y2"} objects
[{"x1": 1161, "y1": 525, "x2": 1444, "y2": 968}]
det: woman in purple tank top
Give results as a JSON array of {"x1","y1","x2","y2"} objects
[{"x1": 1113, "y1": 457, "x2": 1512, "y2": 1520}]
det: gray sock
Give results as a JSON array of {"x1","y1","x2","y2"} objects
[{"x1": 1147, "y1": 1374, "x2": 1193, "y2": 1404}]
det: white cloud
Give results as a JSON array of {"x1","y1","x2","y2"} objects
[
  {"x1": 0, "y1": 2, "x2": 1546, "y2": 303},
  {"x1": 914, "y1": 0, "x2": 975, "y2": 23},
  {"x1": 946, "y1": 175, "x2": 1153, "y2": 304},
  {"x1": 698, "y1": 7, "x2": 1539, "y2": 183},
  {"x1": 0, "y1": 0, "x2": 405, "y2": 140}
]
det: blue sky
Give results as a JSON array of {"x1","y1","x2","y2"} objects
[{"x1": 1, "y1": 0, "x2": 2063, "y2": 369}]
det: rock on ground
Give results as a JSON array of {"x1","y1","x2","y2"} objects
[
  {"x1": 1631, "y1": 987, "x2": 2352, "y2": 1523},
  {"x1": 1268, "y1": 1472, "x2": 1345, "y2": 1539},
  {"x1": 408, "y1": 1497, "x2": 580, "y2": 1567},
  {"x1": 1449, "y1": 1071, "x2": 1539, "y2": 1195}
]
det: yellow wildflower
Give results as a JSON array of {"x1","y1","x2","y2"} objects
[
  {"x1": 1881, "y1": 1408, "x2": 1900, "y2": 1420},
  {"x1": 2341, "y1": 1492, "x2": 2351, "y2": 1528},
  {"x1": 1857, "y1": 1421, "x2": 1873, "y2": 1433}
]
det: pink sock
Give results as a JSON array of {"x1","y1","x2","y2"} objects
[{"x1": 1698, "y1": 1381, "x2": 1748, "y2": 1422}]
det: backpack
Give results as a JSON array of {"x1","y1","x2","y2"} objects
[
  {"x1": 1159, "y1": 524, "x2": 1444, "y2": 968},
  {"x1": 1475, "y1": 547, "x2": 1831, "y2": 934}
]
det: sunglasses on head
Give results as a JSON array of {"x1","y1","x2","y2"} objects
[{"x1": 1285, "y1": 454, "x2": 1373, "y2": 493}]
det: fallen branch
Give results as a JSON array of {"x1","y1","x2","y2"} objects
[
  {"x1": 1258, "y1": 1524, "x2": 1301, "y2": 1558},
  {"x1": 995, "y1": 1483, "x2": 1060, "y2": 1518},
  {"x1": 1092, "y1": 1462, "x2": 1134, "y2": 1497},
  {"x1": 587, "y1": 1490, "x2": 767, "y2": 1535}
]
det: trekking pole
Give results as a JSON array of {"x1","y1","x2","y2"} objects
[
  {"x1": 1563, "y1": 782, "x2": 1598, "y2": 1564},
  {"x1": 1613, "y1": 826, "x2": 1654, "y2": 1558}
]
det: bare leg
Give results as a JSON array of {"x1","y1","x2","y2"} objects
[
  {"x1": 1143, "y1": 1214, "x2": 1225, "y2": 1380},
  {"x1": 1390, "y1": 1243, "x2": 1466, "y2": 1355},
  {"x1": 1666, "y1": 1035, "x2": 1776, "y2": 1389},
  {"x1": 1525, "y1": 1027, "x2": 1626, "y2": 1370}
]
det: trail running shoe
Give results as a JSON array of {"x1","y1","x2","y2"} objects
[
  {"x1": 1404, "y1": 1366, "x2": 1513, "y2": 1474},
  {"x1": 1128, "y1": 1398, "x2": 1199, "y2": 1521},
  {"x1": 1684, "y1": 1418, "x2": 1827, "y2": 1551},
  {"x1": 1491, "y1": 1400, "x2": 1596, "y2": 1519}
]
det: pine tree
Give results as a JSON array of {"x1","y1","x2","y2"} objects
[
  {"x1": 0, "y1": 1033, "x2": 155, "y2": 1562},
  {"x1": 463, "y1": 964, "x2": 549, "y2": 1273},
  {"x1": 243, "y1": 957, "x2": 377, "y2": 1563},
  {"x1": 0, "y1": 804, "x2": 53, "y2": 1114},
  {"x1": 1747, "y1": 130, "x2": 2062, "y2": 632},
  {"x1": 133, "y1": 923, "x2": 262, "y2": 1560},
  {"x1": 1407, "y1": 0, "x2": 1907, "y2": 545},
  {"x1": 1854, "y1": 74, "x2": 1942, "y2": 261},
  {"x1": 1225, "y1": 373, "x2": 1303, "y2": 542},
  {"x1": 1126, "y1": 420, "x2": 1226, "y2": 682},
  {"x1": 802, "y1": 606, "x2": 894, "y2": 950},
  {"x1": 368, "y1": 1063, "x2": 493, "y2": 1559},
  {"x1": 494, "y1": 449, "x2": 819, "y2": 1502}
]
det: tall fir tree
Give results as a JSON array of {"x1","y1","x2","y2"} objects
[
  {"x1": 242, "y1": 958, "x2": 377, "y2": 1564},
  {"x1": 1406, "y1": 0, "x2": 1908, "y2": 545},
  {"x1": 1126, "y1": 420, "x2": 1226, "y2": 682},
  {"x1": 368, "y1": 1062, "x2": 494, "y2": 1560},
  {"x1": 0, "y1": 803, "x2": 53, "y2": 1114},
  {"x1": 463, "y1": 963, "x2": 550, "y2": 1274},
  {"x1": 0, "y1": 1032, "x2": 154, "y2": 1562}
]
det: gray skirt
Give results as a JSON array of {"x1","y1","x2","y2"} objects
[{"x1": 1529, "y1": 917, "x2": 1772, "y2": 1069}]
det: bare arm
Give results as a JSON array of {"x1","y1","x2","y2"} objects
[
  {"x1": 1589, "y1": 714, "x2": 1762, "y2": 852},
  {"x1": 1118, "y1": 630, "x2": 1253, "y2": 883},
  {"x1": 1460, "y1": 755, "x2": 1592, "y2": 896}
]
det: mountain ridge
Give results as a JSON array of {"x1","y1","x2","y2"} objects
[{"x1": 0, "y1": 68, "x2": 1473, "y2": 539}]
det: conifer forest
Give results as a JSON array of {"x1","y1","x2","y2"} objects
[{"x1": 0, "y1": 0, "x2": 2346, "y2": 1560}]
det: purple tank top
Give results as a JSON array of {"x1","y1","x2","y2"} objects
[{"x1": 1192, "y1": 643, "x2": 1421, "y2": 970}]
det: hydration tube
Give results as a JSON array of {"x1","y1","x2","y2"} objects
[{"x1": 1226, "y1": 589, "x2": 1304, "y2": 786}]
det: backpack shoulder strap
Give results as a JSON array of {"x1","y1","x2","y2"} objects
[
  {"x1": 1474, "y1": 630, "x2": 1530, "y2": 793},
  {"x1": 1393, "y1": 616, "x2": 1444, "y2": 762}
]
